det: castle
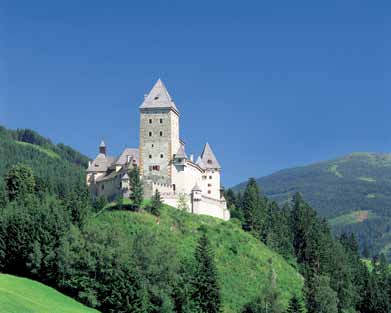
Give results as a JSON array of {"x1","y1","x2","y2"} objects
[{"x1": 86, "y1": 79, "x2": 230, "y2": 220}]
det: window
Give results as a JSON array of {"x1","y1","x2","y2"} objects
[
  {"x1": 149, "y1": 132, "x2": 152, "y2": 137},
  {"x1": 208, "y1": 190, "x2": 211, "y2": 194},
  {"x1": 149, "y1": 154, "x2": 152, "y2": 159},
  {"x1": 207, "y1": 160, "x2": 212, "y2": 164},
  {"x1": 160, "y1": 131, "x2": 163, "y2": 136},
  {"x1": 209, "y1": 176, "x2": 212, "y2": 179},
  {"x1": 202, "y1": 175, "x2": 207, "y2": 180},
  {"x1": 208, "y1": 183, "x2": 212, "y2": 187},
  {"x1": 160, "y1": 154, "x2": 164, "y2": 158},
  {"x1": 149, "y1": 119, "x2": 152, "y2": 124},
  {"x1": 101, "y1": 185, "x2": 104, "y2": 191},
  {"x1": 154, "y1": 96, "x2": 159, "y2": 100},
  {"x1": 151, "y1": 144, "x2": 154, "y2": 147},
  {"x1": 152, "y1": 165, "x2": 160, "y2": 171},
  {"x1": 160, "y1": 118, "x2": 163, "y2": 124}
]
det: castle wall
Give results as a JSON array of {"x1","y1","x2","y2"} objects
[
  {"x1": 193, "y1": 195, "x2": 230, "y2": 221},
  {"x1": 201, "y1": 169, "x2": 221, "y2": 199}
]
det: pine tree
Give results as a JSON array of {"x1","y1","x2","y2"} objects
[
  {"x1": 242, "y1": 178, "x2": 260, "y2": 232},
  {"x1": 150, "y1": 189, "x2": 162, "y2": 217},
  {"x1": 192, "y1": 229, "x2": 221, "y2": 313},
  {"x1": 287, "y1": 295, "x2": 304, "y2": 313},
  {"x1": 129, "y1": 166, "x2": 143, "y2": 210}
]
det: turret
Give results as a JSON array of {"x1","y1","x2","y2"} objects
[{"x1": 99, "y1": 140, "x2": 107, "y2": 156}]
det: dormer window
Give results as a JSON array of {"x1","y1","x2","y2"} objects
[
  {"x1": 207, "y1": 160, "x2": 212, "y2": 164},
  {"x1": 154, "y1": 96, "x2": 159, "y2": 100}
]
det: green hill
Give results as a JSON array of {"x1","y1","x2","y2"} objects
[
  {"x1": 234, "y1": 152, "x2": 391, "y2": 259},
  {"x1": 93, "y1": 204, "x2": 304, "y2": 312},
  {"x1": 0, "y1": 274, "x2": 99, "y2": 313}
]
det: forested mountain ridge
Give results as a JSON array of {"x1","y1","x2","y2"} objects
[
  {"x1": 0, "y1": 126, "x2": 88, "y2": 199},
  {"x1": 233, "y1": 152, "x2": 391, "y2": 258}
]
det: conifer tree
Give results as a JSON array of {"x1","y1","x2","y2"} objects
[
  {"x1": 242, "y1": 178, "x2": 260, "y2": 232},
  {"x1": 192, "y1": 229, "x2": 221, "y2": 313},
  {"x1": 286, "y1": 295, "x2": 304, "y2": 313},
  {"x1": 129, "y1": 166, "x2": 143, "y2": 209},
  {"x1": 150, "y1": 189, "x2": 162, "y2": 217}
]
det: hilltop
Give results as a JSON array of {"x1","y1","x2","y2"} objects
[
  {"x1": 92, "y1": 204, "x2": 304, "y2": 312},
  {"x1": 0, "y1": 274, "x2": 99, "y2": 313},
  {"x1": 234, "y1": 152, "x2": 391, "y2": 258}
]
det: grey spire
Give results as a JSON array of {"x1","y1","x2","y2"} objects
[
  {"x1": 175, "y1": 144, "x2": 187, "y2": 159},
  {"x1": 201, "y1": 143, "x2": 221, "y2": 169},
  {"x1": 139, "y1": 79, "x2": 179, "y2": 113},
  {"x1": 192, "y1": 182, "x2": 202, "y2": 192}
]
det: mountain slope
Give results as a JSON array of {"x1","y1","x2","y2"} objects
[
  {"x1": 93, "y1": 205, "x2": 304, "y2": 313},
  {"x1": 234, "y1": 152, "x2": 391, "y2": 258},
  {"x1": 0, "y1": 126, "x2": 88, "y2": 197},
  {"x1": 0, "y1": 274, "x2": 99, "y2": 313}
]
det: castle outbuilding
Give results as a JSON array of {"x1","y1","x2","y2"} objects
[{"x1": 86, "y1": 79, "x2": 230, "y2": 220}]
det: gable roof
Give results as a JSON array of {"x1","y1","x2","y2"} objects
[
  {"x1": 201, "y1": 143, "x2": 221, "y2": 169},
  {"x1": 139, "y1": 79, "x2": 179, "y2": 113},
  {"x1": 86, "y1": 153, "x2": 116, "y2": 173},
  {"x1": 115, "y1": 148, "x2": 139, "y2": 166}
]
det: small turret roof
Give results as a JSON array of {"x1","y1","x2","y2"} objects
[
  {"x1": 139, "y1": 79, "x2": 179, "y2": 113},
  {"x1": 192, "y1": 182, "x2": 202, "y2": 192},
  {"x1": 201, "y1": 143, "x2": 221, "y2": 169},
  {"x1": 99, "y1": 140, "x2": 106, "y2": 147},
  {"x1": 196, "y1": 156, "x2": 206, "y2": 169},
  {"x1": 175, "y1": 144, "x2": 187, "y2": 159}
]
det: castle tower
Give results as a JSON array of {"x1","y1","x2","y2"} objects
[{"x1": 139, "y1": 79, "x2": 180, "y2": 183}]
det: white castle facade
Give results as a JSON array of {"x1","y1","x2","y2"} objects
[{"x1": 86, "y1": 79, "x2": 230, "y2": 220}]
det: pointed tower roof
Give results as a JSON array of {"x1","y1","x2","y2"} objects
[
  {"x1": 175, "y1": 144, "x2": 187, "y2": 159},
  {"x1": 139, "y1": 79, "x2": 179, "y2": 113},
  {"x1": 201, "y1": 143, "x2": 221, "y2": 169},
  {"x1": 99, "y1": 140, "x2": 106, "y2": 147}
]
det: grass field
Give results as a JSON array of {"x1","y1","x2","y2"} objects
[{"x1": 0, "y1": 274, "x2": 99, "y2": 313}]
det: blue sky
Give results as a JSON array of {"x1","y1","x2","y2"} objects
[{"x1": 1, "y1": 1, "x2": 390, "y2": 186}]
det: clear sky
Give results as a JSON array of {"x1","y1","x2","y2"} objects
[{"x1": 1, "y1": 1, "x2": 390, "y2": 186}]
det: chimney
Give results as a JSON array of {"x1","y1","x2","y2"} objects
[
  {"x1": 99, "y1": 140, "x2": 106, "y2": 156},
  {"x1": 127, "y1": 155, "x2": 131, "y2": 163},
  {"x1": 190, "y1": 154, "x2": 194, "y2": 162}
]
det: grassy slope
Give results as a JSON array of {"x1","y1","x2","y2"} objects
[
  {"x1": 234, "y1": 152, "x2": 391, "y2": 258},
  {"x1": 94, "y1": 205, "x2": 304, "y2": 313},
  {"x1": 0, "y1": 274, "x2": 99, "y2": 313}
]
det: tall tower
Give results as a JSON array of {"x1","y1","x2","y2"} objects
[{"x1": 139, "y1": 79, "x2": 180, "y2": 183}]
